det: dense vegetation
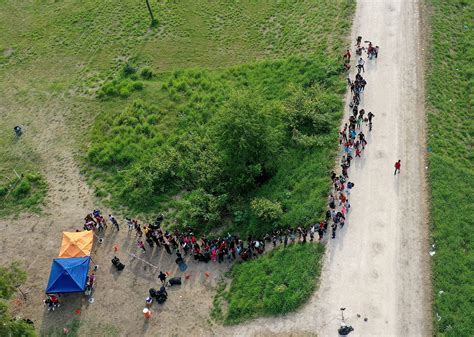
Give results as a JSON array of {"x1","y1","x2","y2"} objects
[
  {"x1": 426, "y1": 0, "x2": 474, "y2": 336},
  {"x1": 213, "y1": 244, "x2": 324, "y2": 324},
  {"x1": 87, "y1": 57, "x2": 344, "y2": 235},
  {"x1": 0, "y1": 262, "x2": 35, "y2": 336}
]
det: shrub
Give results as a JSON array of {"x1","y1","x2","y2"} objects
[
  {"x1": 119, "y1": 87, "x2": 131, "y2": 97},
  {"x1": 250, "y1": 197, "x2": 283, "y2": 222},
  {"x1": 180, "y1": 188, "x2": 227, "y2": 228},
  {"x1": 122, "y1": 63, "x2": 137, "y2": 76},
  {"x1": 0, "y1": 186, "x2": 8, "y2": 197},
  {"x1": 211, "y1": 93, "x2": 283, "y2": 194},
  {"x1": 0, "y1": 172, "x2": 47, "y2": 217},
  {"x1": 12, "y1": 180, "x2": 31, "y2": 198},
  {"x1": 140, "y1": 67, "x2": 154, "y2": 80},
  {"x1": 131, "y1": 81, "x2": 144, "y2": 90}
]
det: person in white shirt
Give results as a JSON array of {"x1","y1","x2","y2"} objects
[{"x1": 357, "y1": 57, "x2": 365, "y2": 74}]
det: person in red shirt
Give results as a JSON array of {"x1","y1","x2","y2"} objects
[
  {"x1": 343, "y1": 49, "x2": 351, "y2": 62},
  {"x1": 394, "y1": 160, "x2": 401, "y2": 175}
]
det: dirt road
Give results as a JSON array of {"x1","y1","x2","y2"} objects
[{"x1": 226, "y1": 1, "x2": 431, "y2": 336}]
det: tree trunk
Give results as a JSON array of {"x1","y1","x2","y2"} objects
[{"x1": 145, "y1": 0, "x2": 154, "y2": 22}]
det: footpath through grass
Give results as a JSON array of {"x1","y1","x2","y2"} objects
[{"x1": 426, "y1": 1, "x2": 474, "y2": 336}]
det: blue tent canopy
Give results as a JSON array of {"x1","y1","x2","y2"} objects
[{"x1": 46, "y1": 257, "x2": 91, "y2": 293}]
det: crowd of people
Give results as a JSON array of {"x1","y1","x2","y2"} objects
[
  {"x1": 75, "y1": 37, "x2": 377, "y2": 273},
  {"x1": 43, "y1": 36, "x2": 378, "y2": 315}
]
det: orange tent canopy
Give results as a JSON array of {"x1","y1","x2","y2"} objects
[{"x1": 58, "y1": 231, "x2": 93, "y2": 258}]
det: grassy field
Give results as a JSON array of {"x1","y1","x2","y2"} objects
[
  {"x1": 0, "y1": 0, "x2": 354, "y2": 329},
  {"x1": 0, "y1": 129, "x2": 47, "y2": 217},
  {"x1": 0, "y1": 1, "x2": 354, "y2": 224},
  {"x1": 79, "y1": 0, "x2": 354, "y2": 236},
  {"x1": 426, "y1": 0, "x2": 474, "y2": 336},
  {"x1": 213, "y1": 243, "x2": 325, "y2": 324}
]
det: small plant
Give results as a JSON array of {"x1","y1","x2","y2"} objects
[
  {"x1": 250, "y1": 197, "x2": 283, "y2": 222},
  {"x1": 140, "y1": 66, "x2": 154, "y2": 80},
  {"x1": 12, "y1": 179, "x2": 32, "y2": 198},
  {"x1": 122, "y1": 63, "x2": 137, "y2": 77}
]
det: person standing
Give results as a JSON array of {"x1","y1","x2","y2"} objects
[
  {"x1": 394, "y1": 160, "x2": 401, "y2": 175},
  {"x1": 137, "y1": 240, "x2": 146, "y2": 253},
  {"x1": 367, "y1": 112, "x2": 375, "y2": 130},
  {"x1": 346, "y1": 181, "x2": 355, "y2": 195},
  {"x1": 331, "y1": 223, "x2": 337, "y2": 239},
  {"x1": 109, "y1": 214, "x2": 119, "y2": 231},
  {"x1": 126, "y1": 218, "x2": 134, "y2": 231},
  {"x1": 343, "y1": 49, "x2": 351, "y2": 62},
  {"x1": 158, "y1": 271, "x2": 167, "y2": 284},
  {"x1": 163, "y1": 242, "x2": 172, "y2": 255}
]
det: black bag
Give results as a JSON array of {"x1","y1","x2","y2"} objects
[
  {"x1": 112, "y1": 256, "x2": 125, "y2": 271},
  {"x1": 168, "y1": 277, "x2": 182, "y2": 286},
  {"x1": 156, "y1": 293, "x2": 167, "y2": 304},
  {"x1": 338, "y1": 325, "x2": 354, "y2": 335},
  {"x1": 149, "y1": 288, "x2": 157, "y2": 298}
]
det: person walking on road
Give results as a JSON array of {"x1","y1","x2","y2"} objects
[
  {"x1": 367, "y1": 112, "x2": 375, "y2": 131},
  {"x1": 394, "y1": 160, "x2": 401, "y2": 175},
  {"x1": 357, "y1": 57, "x2": 365, "y2": 74}
]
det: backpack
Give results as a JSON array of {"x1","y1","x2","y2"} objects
[{"x1": 168, "y1": 277, "x2": 182, "y2": 286}]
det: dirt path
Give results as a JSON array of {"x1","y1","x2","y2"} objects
[{"x1": 224, "y1": 1, "x2": 431, "y2": 336}]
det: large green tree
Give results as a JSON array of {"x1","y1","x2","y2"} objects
[{"x1": 212, "y1": 94, "x2": 283, "y2": 194}]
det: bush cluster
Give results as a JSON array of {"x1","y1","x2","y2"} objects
[
  {"x1": 250, "y1": 198, "x2": 283, "y2": 222},
  {"x1": 88, "y1": 56, "x2": 343, "y2": 233},
  {"x1": 96, "y1": 78, "x2": 143, "y2": 99},
  {"x1": 96, "y1": 64, "x2": 156, "y2": 99}
]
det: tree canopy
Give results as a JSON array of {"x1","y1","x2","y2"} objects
[{"x1": 0, "y1": 262, "x2": 35, "y2": 337}]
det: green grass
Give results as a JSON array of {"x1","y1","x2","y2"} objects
[
  {"x1": 0, "y1": 0, "x2": 354, "y2": 218},
  {"x1": 41, "y1": 318, "x2": 119, "y2": 337},
  {"x1": 86, "y1": 56, "x2": 345, "y2": 235},
  {"x1": 426, "y1": 0, "x2": 474, "y2": 336},
  {"x1": 0, "y1": 170, "x2": 47, "y2": 217},
  {"x1": 0, "y1": 122, "x2": 47, "y2": 217},
  {"x1": 218, "y1": 243, "x2": 324, "y2": 324}
]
